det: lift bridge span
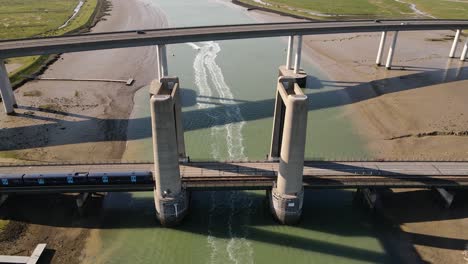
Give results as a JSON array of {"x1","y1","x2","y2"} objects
[
  {"x1": 1, "y1": 20, "x2": 468, "y2": 225},
  {"x1": 1, "y1": 161, "x2": 468, "y2": 193}
]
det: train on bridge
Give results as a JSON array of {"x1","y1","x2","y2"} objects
[{"x1": 0, "y1": 171, "x2": 153, "y2": 187}]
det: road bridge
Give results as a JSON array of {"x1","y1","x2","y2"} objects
[
  {"x1": 1, "y1": 20, "x2": 468, "y2": 225},
  {"x1": 1, "y1": 19, "x2": 468, "y2": 114}
]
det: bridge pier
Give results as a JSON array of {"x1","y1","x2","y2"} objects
[
  {"x1": 435, "y1": 188, "x2": 456, "y2": 208},
  {"x1": 286, "y1": 36, "x2": 295, "y2": 70},
  {"x1": 449, "y1": 29, "x2": 461, "y2": 58},
  {"x1": 376, "y1": 31, "x2": 387, "y2": 66},
  {"x1": 150, "y1": 77, "x2": 188, "y2": 226},
  {"x1": 385, "y1": 31, "x2": 399, "y2": 69},
  {"x1": 76, "y1": 192, "x2": 89, "y2": 209},
  {"x1": 0, "y1": 194, "x2": 8, "y2": 207},
  {"x1": 355, "y1": 188, "x2": 380, "y2": 210},
  {"x1": 294, "y1": 35, "x2": 303, "y2": 74},
  {"x1": 0, "y1": 60, "x2": 17, "y2": 115},
  {"x1": 461, "y1": 38, "x2": 468, "y2": 61},
  {"x1": 269, "y1": 77, "x2": 308, "y2": 224},
  {"x1": 157, "y1": 45, "x2": 169, "y2": 80},
  {"x1": 281, "y1": 35, "x2": 307, "y2": 87}
]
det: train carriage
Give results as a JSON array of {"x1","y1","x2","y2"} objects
[
  {"x1": 0, "y1": 174, "x2": 24, "y2": 187},
  {"x1": 23, "y1": 173, "x2": 76, "y2": 186},
  {"x1": 87, "y1": 171, "x2": 152, "y2": 185}
]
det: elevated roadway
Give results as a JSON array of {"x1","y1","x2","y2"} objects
[
  {"x1": 1, "y1": 161, "x2": 467, "y2": 194},
  {"x1": 0, "y1": 20, "x2": 468, "y2": 58}
]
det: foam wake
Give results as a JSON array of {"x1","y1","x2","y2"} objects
[{"x1": 189, "y1": 41, "x2": 252, "y2": 264}]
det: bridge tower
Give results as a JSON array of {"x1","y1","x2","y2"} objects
[
  {"x1": 269, "y1": 76, "x2": 308, "y2": 224},
  {"x1": 150, "y1": 76, "x2": 188, "y2": 226}
]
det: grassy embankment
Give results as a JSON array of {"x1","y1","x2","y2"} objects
[
  {"x1": 238, "y1": 0, "x2": 468, "y2": 20},
  {"x1": 0, "y1": 0, "x2": 101, "y2": 88}
]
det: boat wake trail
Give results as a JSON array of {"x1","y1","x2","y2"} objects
[
  {"x1": 189, "y1": 42, "x2": 252, "y2": 263},
  {"x1": 189, "y1": 41, "x2": 246, "y2": 161},
  {"x1": 227, "y1": 191, "x2": 254, "y2": 264}
]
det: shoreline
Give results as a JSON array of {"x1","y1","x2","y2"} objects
[
  {"x1": 5, "y1": 0, "x2": 111, "y2": 90},
  {"x1": 231, "y1": 0, "x2": 315, "y2": 21}
]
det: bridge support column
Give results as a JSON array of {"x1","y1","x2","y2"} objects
[
  {"x1": 376, "y1": 31, "x2": 387, "y2": 66},
  {"x1": 286, "y1": 36, "x2": 295, "y2": 70},
  {"x1": 385, "y1": 31, "x2": 399, "y2": 70},
  {"x1": 0, "y1": 60, "x2": 17, "y2": 115},
  {"x1": 269, "y1": 77, "x2": 308, "y2": 224},
  {"x1": 355, "y1": 188, "x2": 380, "y2": 210},
  {"x1": 435, "y1": 188, "x2": 456, "y2": 208},
  {"x1": 294, "y1": 35, "x2": 303, "y2": 74},
  {"x1": 150, "y1": 77, "x2": 188, "y2": 226},
  {"x1": 0, "y1": 194, "x2": 8, "y2": 207},
  {"x1": 76, "y1": 192, "x2": 89, "y2": 209},
  {"x1": 157, "y1": 45, "x2": 169, "y2": 80},
  {"x1": 449, "y1": 29, "x2": 461, "y2": 58},
  {"x1": 461, "y1": 38, "x2": 468, "y2": 61}
]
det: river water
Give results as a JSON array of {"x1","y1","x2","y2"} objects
[{"x1": 83, "y1": 0, "x2": 398, "y2": 263}]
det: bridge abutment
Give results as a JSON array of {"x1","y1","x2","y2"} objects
[
  {"x1": 0, "y1": 60, "x2": 17, "y2": 115},
  {"x1": 269, "y1": 77, "x2": 308, "y2": 224},
  {"x1": 150, "y1": 77, "x2": 188, "y2": 226}
]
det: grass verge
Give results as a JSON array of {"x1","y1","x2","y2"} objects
[
  {"x1": 1, "y1": 0, "x2": 110, "y2": 91},
  {"x1": 237, "y1": 0, "x2": 468, "y2": 20}
]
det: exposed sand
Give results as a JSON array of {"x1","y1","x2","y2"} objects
[
  {"x1": 0, "y1": 0, "x2": 166, "y2": 163},
  {"x1": 246, "y1": 7, "x2": 468, "y2": 264},
  {"x1": 300, "y1": 31, "x2": 468, "y2": 161}
]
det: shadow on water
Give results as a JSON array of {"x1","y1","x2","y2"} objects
[
  {"x1": 2, "y1": 188, "x2": 468, "y2": 262},
  {"x1": 0, "y1": 66, "x2": 466, "y2": 151}
]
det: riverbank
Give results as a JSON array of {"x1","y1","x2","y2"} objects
[
  {"x1": 235, "y1": 0, "x2": 468, "y2": 20},
  {"x1": 4, "y1": 0, "x2": 110, "y2": 90}
]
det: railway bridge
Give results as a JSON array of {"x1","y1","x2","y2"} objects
[{"x1": 1, "y1": 20, "x2": 468, "y2": 225}]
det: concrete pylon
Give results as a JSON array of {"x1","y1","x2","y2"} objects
[
  {"x1": 385, "y1": 31, "x2": 399, "y2": 69},
  {"x1": 269, "y1": 77, "x2": 308, "y2": 224},
  {"x1": 150, "y1": 77, "x2": 188, "y2": 226},
  {"x1": 376, "y1": 31, "x2": 387, "y2": 66},
  {"x1": 157, "y1": 45, "x2": 169, "y2": 80},
  {"x1": 0, "y1": 60, "x2": 17, "y2": 115},
  {"x1": 461, "y1": 38, "x2": 468, "y2": 61},
  {"x1": 449, "y1": 29, "x2": 461, "y2": 58}
]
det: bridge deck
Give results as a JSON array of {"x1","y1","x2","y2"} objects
[
  {"x1": 1, "y1": 20, "x2": 468, "y2": 58},
  {"x1": 0, "y1": 161, "x2": 467, "y2": 193}
]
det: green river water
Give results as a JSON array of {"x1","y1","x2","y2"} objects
[{"x1": 83, "y1": 0, "x2": 399, "y2": 263}]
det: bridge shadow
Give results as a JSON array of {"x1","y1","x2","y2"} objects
[
  {"x1": 0, "y1": 189, "x2": 420, "y2": 263},
  {"x1": 0, "y1": 65, "x2": 466, "y2": 152}
]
